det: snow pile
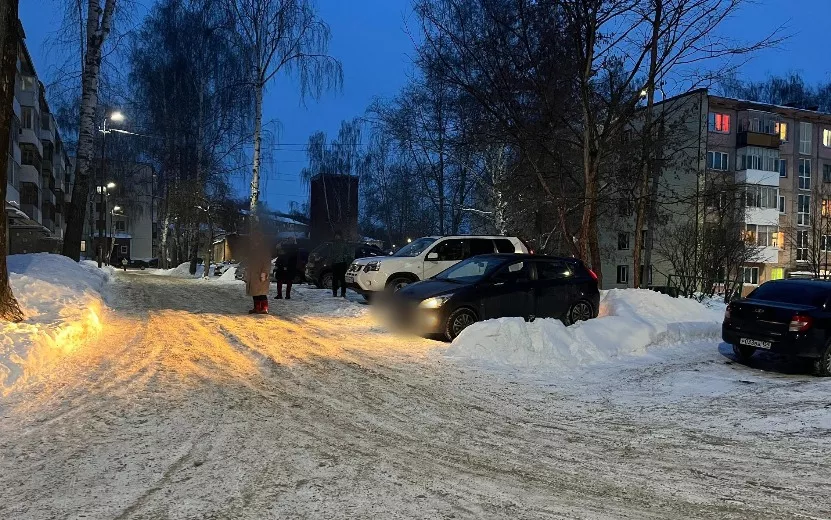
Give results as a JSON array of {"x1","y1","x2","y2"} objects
[
  {"x1": 1, "y1": 254, "x2": 111, "y2": 391},
  {"x1": 216, "y1": 265, "x2": 239, "y2": 283},
  {"x1": 446, "y1": 289, "x2": 723, "y2": 372},
  {"x1": 158, "y1": 261, "x2": 213, "y2": 278}
]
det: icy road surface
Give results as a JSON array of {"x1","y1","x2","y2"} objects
[{"x1": 1, "y1": 272, "x2": 829, "y2": 519}]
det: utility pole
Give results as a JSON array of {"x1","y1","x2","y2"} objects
[{"x1": 97, "y1": 117, "x2": 107, "y2": 268}]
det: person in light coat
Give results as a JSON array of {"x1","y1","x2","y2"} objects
[{"x1": 245, "y1": 233, "x2": 272, "y2": 314}]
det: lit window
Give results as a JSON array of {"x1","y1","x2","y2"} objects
[
  {"x1": 777, "y1": 121, "x2": 788, "y2": 142},
  {"x1": 824, "y1": 129, "x2": 831, "y2": 148},
  {"x1": 80, "y1": 241, "x2": 86, "y2": 252},
  {"x1": 708, "y1": 112, "x2": 730, "y2": 133}
]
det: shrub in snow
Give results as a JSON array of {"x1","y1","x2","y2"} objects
[
  {"x1": 446, "y1": 289, "x2": 723, "y2": 372},
  {"x1": 1, "y1": 254, "x2": 110, "y2": 391}
]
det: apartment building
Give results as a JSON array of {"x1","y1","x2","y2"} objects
[
  {"x1": 82, "y1": 161, "x2": 158, "y2": 263},
  {"x1": 602, "y1": 89, "x2": 831, "y2": 291},
  {"x1": 5, "y1": 24, "x2": 74, "y2": 254}
]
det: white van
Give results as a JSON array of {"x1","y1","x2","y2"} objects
[{"x1": 346, "y1": 235, "x2": 530, "y2": 296}]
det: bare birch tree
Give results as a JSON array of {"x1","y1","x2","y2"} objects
[
  {"x1": 226, "y1": 0, "x2": 342, "y2": 216},
  {"x1": 61, "y1": 0, "x2": 117, "y2": 261}
]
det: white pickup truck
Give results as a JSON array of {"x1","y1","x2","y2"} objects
[{"x1": 346, "y1": 235, "x2": 530, "y2": 297}]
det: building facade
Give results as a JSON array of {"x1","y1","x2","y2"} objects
[
  {"x1": 83, "y1": 161, "x2": 158, "y2": 263},
  {"x1": 602, "y1": 89, "x2": 831, "y2": 292},
  {"x1": 5, "y1": 24, "x2": 74, "y2": 254}
]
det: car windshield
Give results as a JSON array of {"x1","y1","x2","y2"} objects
[
  {"x1": 434, "y1": 256, "x2": 504, "y2": 283},
  {"x1": 393, "y1": 237, "x2": 437, "y2": 257},
  {"x1": 748, "y1": 282, "x2": 830, "y2": 306}
]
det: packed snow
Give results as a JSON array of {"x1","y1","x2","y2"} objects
[
  {"x1": 1, "y1": 270, "x2": 830, "y2": 518},
  {"x1": 1, "y1": 254, "x2": 111, "y2": 391},
  {"x1": 157, "y1": 261, "x2": 214, "y2": 278},
  {"x1": 446, "y1": 289, "x2": 724, "y2": 373}
]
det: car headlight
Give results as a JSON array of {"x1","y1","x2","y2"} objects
[
  {"x1": 364, "y1": 261, "x2": 381, "y2": 272},
  {"x1": 419, "y1": 294, "x2": 453, "y2": 309}
]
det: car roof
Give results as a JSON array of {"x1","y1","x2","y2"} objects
[
  {"x1": 762, "y1": 279, "x2": 831, "y2": 287},
  {"x1": 469, "y1": 253, "x2": 580, "y2": 262}
]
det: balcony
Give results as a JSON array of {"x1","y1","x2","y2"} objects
[
  {"x1": 745, "y1": 207, "x2": 780, "y2": 225},
  {"x1": 736, "y1": 168, "x2": 780, "y2": 187},
  {"x1": 19, "y1": 128, "x2": 42, "y2": 153},
  {"x1": 753, "y1": 246, "x2": 780, "y2": 264},
  {"x1": 19, "y1": 164, "x2": 39, "y2": 184},
  {"x1": 737, "y1": 131, "x2": 781, "y2": 149}
]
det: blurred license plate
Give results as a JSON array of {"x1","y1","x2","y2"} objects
[
  {"x1": 345, "y1": 273, "x2": 355, "y2": 283},
  {"x1": 740, "y1": 338, "x2": 771, "y2": 349}
]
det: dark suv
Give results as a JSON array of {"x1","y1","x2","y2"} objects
[
  {"x1": 305, "y1": 242, "x2": 385, "y2": 289},
  {"x1": 722, "y1": 279, "x2": 831, "y2": 376}
]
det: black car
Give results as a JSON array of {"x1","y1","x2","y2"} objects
[
  {"x1": 305, "y1": 242, "x2": 385, "y2": 289},
  {"x1": 127, "y1": 258, "x2": 159, "y2": 270},
  {"x1": 722, "y1": 279, "x2": 831, "y2": 376},
  {"x1": 390, "y1": 254, "x2": 600, "y2": 340}
]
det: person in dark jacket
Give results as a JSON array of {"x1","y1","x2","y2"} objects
[
  {"x1": 329, "y1": 231, "x2": 354, "y2": 298},
  {"x1": 273, "y1": 240, "x2": 298, "y2": 300}
]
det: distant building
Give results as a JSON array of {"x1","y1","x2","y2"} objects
[
  {"x1": 602, "y1": 88, "x2": 831, "y2": 292},
  {"x1": 309, "y1": 174, "x2": 358, "y2": 243},
  {"x1": 83, "y1": 161, "x2": 157, "y2": 262},
  {"x1": 5, "y1": 23, "x2": 74, "y2": 253}
]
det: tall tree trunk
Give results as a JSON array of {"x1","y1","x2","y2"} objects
[
  {"x1": 640, "y1": 0, "x2": 663, "y2": 289},
  {"x1": 250, "y1": 80, "x2": 263, "y2": 215},
  {"x1": 62, "y1": 0, "x2": 117, "y2": 261},
  {"x1": 0, "y1": 0, "x2": 24, "y2": 322}
]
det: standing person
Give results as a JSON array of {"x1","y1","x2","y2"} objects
[
  {"x1": 245, "y1": 232, "x2": 272, "y2": 314},
  {"x1": 121, "y1": 257, "x2": 128, "y2": 272},
  {"x1": 273, "y1": 239, "x2": 298, "y2": 300},
  {"x1": 330, "y1": 231, "x2": 353, "y2": 298}
]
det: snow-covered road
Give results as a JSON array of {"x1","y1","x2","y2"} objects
[{"x1": 1, "y1": 272, "x2": 829, "y2": 519}]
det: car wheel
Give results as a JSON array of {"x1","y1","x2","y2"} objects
[
  {"x1": 319, "y1": 272, "x2": 333, "y2": 290},
  {"x1": 445, "y1": 308, "x2": 478, "y2": 341},
  {"x1": 386, "y1": 276, "x2": 413, "y2": 292},
  {"x1": 732, "y1": 344, "x2": 756, "y2": 363},
  {"x1": 362, "y1": 293, "x2": 373, "y2": 303},
  {"x1": 567, "y1": 301, "x2": 593, "y2": 325},
  {"x1": 813, "y1": 342, "x2": 831, "y2": 377}
]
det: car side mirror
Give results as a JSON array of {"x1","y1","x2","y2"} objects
[{"x1": 427, "y1": 252, "x2": 439, "y2": 261}]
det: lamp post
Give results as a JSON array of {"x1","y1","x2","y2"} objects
[
  {"x1": 97, "y1": 111, "x2": 125, "y2": 268},
  {"x1": 108, "y1": 205, "x2": 123, "y2": 264}
]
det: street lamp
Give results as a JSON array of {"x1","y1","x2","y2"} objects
[{"x1": 97, "y1": 111, "x2": 125, "y2": 268}]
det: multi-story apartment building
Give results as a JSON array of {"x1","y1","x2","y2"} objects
[
  {"x1": 5, "y1": 24, "x2": 74, "y2": 254},
  {"x1": 602, "y1": 88, "x2": 831, "y2": 291},
  {"x1": 82, "y1": 161, "x2": 158, "y2": 263}
]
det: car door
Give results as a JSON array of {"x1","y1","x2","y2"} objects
[
  {"x1": 423, "y1": 238, "x2": 469, "y2": 279},
  {"x1": 480, "y1": 260, "x2": 535, "y2": 320},
  {"x1": 533, "y1": 259, "x2": 574, "y2": 319}
]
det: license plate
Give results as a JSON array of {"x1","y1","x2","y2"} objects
[
  {"x1": 345, "y1": 273, "x2": 355, "y2": 283},
  {"x1": 739, "y1": 337, "x2": 772, "y2": 349}
]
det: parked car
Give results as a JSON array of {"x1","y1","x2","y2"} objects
[
  {"x1": 389, "y1": 253, "x2": 599, "y2": 340},
  {"x1": 305, "y1": 242, "x2": 385, "y2": 289},
  {"x1": 722, "y1": 279, "x2": 831, "y2": 376},
  {"x1": 127, "y1": 258, "x2": 159, "y2": 270},
  {"x1": 347, "y1": 235, "x2": 530, "y2": 298},
  {"x1": 270, "y1": 244, "x2": 310, "y2": 283}
]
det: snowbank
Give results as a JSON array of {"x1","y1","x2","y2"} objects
[
  {"x1": 446, "y1": 289, "x2": 723, "y2": 372},
  {"x1": 1, "y1": 254, "x2": 111, "y2": 391},
  {"x1": 158, "y1": 261, "x2": 214, "y2": 278}
]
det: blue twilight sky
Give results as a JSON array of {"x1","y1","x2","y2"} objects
[{"x1": 19, "y1": 0, "x2": 831, "y2": 212}]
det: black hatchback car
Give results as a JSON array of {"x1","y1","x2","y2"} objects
[
  {"x1": 723, "y1": 279, "x2": 831, "y2": 376},
  {"x1": 390, "y1": 254, "x2": 600, "y2": 340}
]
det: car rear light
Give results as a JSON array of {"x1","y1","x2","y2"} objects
[
  {"x1": 789, "y1": 314, "x2": 813, "y2": 332},
  {"x1": 587, "y1": 268, "x2": 598, "y2": 282}
]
